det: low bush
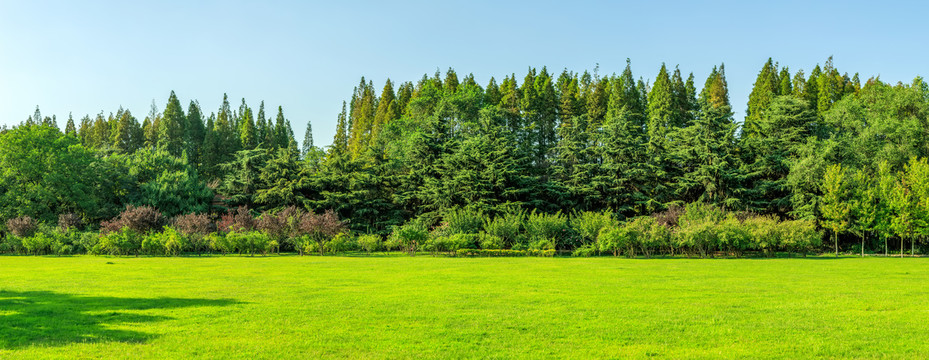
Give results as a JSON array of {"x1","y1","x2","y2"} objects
[
  {"x1": 93, "y1": 227, "x2": 142, "y2": 256},
  {"x1": 356, "y1": 234, "x2": 382, "y2": 254},
  {"x1": 389, "y1": 223, "x2": 429, "y2": 255},
  {"x1": 455, "y1": 249, "x2": 556, "y2": 257},
  {"x1": 58, "y1": 213, "x2": 83, "y2": 231},
  {"x1": 101, "y1": 206, "x2": 165, "y2": 234},
  {"x1": 572, "y1": 210, "x2": 616, "y2": 246},
  {"x1": 7, "y1": 216, "x2": 38, "y2": 238}
]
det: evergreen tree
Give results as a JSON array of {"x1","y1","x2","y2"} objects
[
  {"x1": 186, "y1": 100, "x2": 205, "y2": 167},
  {"x1": 238, "y1": 99, "x2": 257, "y2": 150},
  {"x1": 670, "y1": 65, "x2": 741, "y2": 206},
  {"x1": 331, "y1": 102, "x2": 349, "y2": 156},
  {"x1": 256, "y1": 101, "x2": 270, "y2": 147},
  {"x1": 301, "y1": 120, "x2": 314, "y2": 159},
  {"x1": 158, "y1": 90, "x2": 187, "y2": 157},
  {"x1": 65, "y1": 113, "x2": 77, "y2": 136},
  {"x1": 744, "y1": 58, "x2": 780, "y2": 137}
]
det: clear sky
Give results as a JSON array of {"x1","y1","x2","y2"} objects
[{"x1": 1, "y1": 0, "x2": 926, "y2": 147}]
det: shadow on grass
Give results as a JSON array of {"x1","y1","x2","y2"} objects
[{"x1": 0, "y1": 290, "x2": 238, "y2": 349}]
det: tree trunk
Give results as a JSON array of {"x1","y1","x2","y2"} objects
[
  {"x1": 834, "y1": 232, "x2": 839, "y2": 257},
  {"x1": 861, "y1": 232, "x2": 865, "y2": 257}
]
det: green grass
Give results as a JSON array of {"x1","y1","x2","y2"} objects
[{"x1": 1, "y1": 255, "x2": 928, "y2": 359}]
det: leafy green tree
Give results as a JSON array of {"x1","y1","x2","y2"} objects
[
  {"x1": 0, "y1": 125, "x2": 102, "y2": 222},
  {"x1": 820, "y1": 164, "x2": 851, "y2": 256}
]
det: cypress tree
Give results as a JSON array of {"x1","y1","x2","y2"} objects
[
  {"x1": 647, "y1": 64, "x2": 675, "y2": 154},
  {"x1": 256, "y1": 101, "x2": 269, "y2": 147},
  {"x1": 187, "y1": 100, "x2": 205, "y2": 166},
  {"x1": 65, "y1": 113, "x2": 77, "y2": 136},
  {"x1": 158, "y1": 90, "x2": 187, "y2": 157},
  {"x1": 744, "y1": 58, "x2": 780, "y2": 137},
  {"x1": 331, "y1": 101, "x2": 349, "y2": 156},
  {"x1": 484, "y1": 77, "x2": 501, "y2": 107},
  {"x1": 779, "y1": 67, "x2": 793, "y2": 96},
  {"x1": 239, "y1": 99, "x2": 257, "y2": 150},
  {"x1": 372, "y1": 79, "x2": 397, "y2": 143},
  {"x1": 302, "y1": 120, "x2": 314, "y2": 158}
]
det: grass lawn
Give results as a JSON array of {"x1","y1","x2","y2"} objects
[{"x1": 1, "y1": 255, "x2": 928, "y2": 359}]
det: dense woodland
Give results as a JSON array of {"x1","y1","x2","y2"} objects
[{"x1": 2, "y1": 57, "x2": 929, "y2": 257}]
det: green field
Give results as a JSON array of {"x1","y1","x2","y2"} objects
[{"x1": 1, "y1": 255, "x2": 928, "y2": 359}]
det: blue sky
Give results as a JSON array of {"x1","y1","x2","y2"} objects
[{"x1": 1, "y1": 0, "x2": 926, "y2": 147}]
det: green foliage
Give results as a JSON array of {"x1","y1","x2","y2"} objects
[
  {"x1": 571, "y1": 210, "x2": 616, "y2": 246},
  {"x1": 356, "y1": 234, "x2": 382, "y2": 253}
]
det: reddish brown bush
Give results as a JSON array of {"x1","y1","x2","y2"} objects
[
  {"x1": 217, "y1": 207, "x2": 256, "y2": 233},
  {"x1": 652, "y1": 204, "x2": 683, "y2": 228},
  {"x1": 299, "y1": 210, "x2": 346, "y2": 240},
  {"x1": 171, "y1": 213, "x2": 214, "y2": 236},
  {"x1": 257, "y1": 206, "x2": 304, "y2": 240},
  {"x1": 6, "y1": 216, "x2": 38, "y2": 237},
  {"x1": 58, "y1": 213, "x2": 83, "y2": 231},
  {"x1": 100, "y1": 205, "x2": 166, "y2": 234}
]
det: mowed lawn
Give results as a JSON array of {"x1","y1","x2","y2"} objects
[{"x1": 1, "y1": 256, "x2": 928, "y2": 359}]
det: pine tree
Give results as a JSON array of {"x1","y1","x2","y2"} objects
[
  {"x1": 372, "y1": 79, "x2": 397, "y2": 144},
  {"x1": 65, "y1": 113, "x2": 77, "y2": 136},
  {"x1": 778, "y1": 67, "x2": 793, "y2": 96},
  {"x1": 158, "y1": 90, "x2": 187, "y2": 157},
  {"x1": 111, "y1": 108, "x2": 142, "y2": 153},
  {"x1": 484, "y1": 77, "x2": 501, "y2": 107},
  {"x1": 348, "y1": 78, "x2": 377, "y2": 158},
  {"x1": 239, "y1": 99, "x2": 257, "y2": 150},
  {"x1": 256, "y1": 101, "x2": 269, "y2": 147},
  {"x1": 331, "y1": 102, "x2": 349, "y2": 156},
  {"x1": 444, "y1": 68, "x2": 459, "y2": 94},
  {"x1": 670, "y1": 65, "x2": 741, "y2": 206},
  {"x1": 186, "y1": 100, "x2": 205, "y2": 167},
  {"x1": 646, "y1": 64, "x2": 675, "y2": 154},
  {"x1": 302, "y1": 120, "x2": 314, "y2": 158},
  {"x1": 274, "y1": 106, "x2": 290, "y2": 150},
  {"x1": 744, "y1": 58, "x2": 780, "y2": 137},
  {"x1": 817, "y1": 56, "x2": 843, "y2": 116}
]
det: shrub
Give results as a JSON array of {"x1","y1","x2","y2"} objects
[
  {"x1": 780, "y1": 219, "x2": 821, "y2": 256},
  {"x1": 572, "y1": 244, "x2": 598, "y2": 257},
  {"x1": 483, "y1": 209, "x2": 524, "y2": 249},
  {"x1": 743, "y1": 215, "x2": 781, "y2": 255},
  {"x1": 225, "y1": 231, "x2": 275, "y2": 256},
  {"x1": 207, "y1": 233, "x2": 234, "y2": 255},
  {"x1": 716, "y1": 216, "x2": 750, "y2": 255},
  {"x1": 299, "y1": 210, "x2": 347, "y2": 255},
  {"x1": 58, "y1": 213, "x2": 83, "y2": 232},
  {"x1": 523, "y1": 211, "x2": 570, "y2": 250},
  {"x1": 442, "y1": 207, "x2": 485, "y2": 235},
  {"x1": 217, "y1": 206, "x2": 256, "y2": 233},
  {"x1": 142, "y1": 227, "x2": 189, "y2": 256},
  {"x1": 94, "y1": 227, "x2": 142, "y2": 256},
  {"x1": 22, "y1": 232, "x2": 54, "y2": 255},
  {"x1": 257, "y1": 206, "x2": 305, "y2": 250},
  {"x1": 325, "y1": 232, "x2": 355, "y2": 254},
  {"x1": 1, "y1": 236, "x2": 23, "y2": 254},
  {"x1": 572, "y1": 210, "x2": 616, "y2": 246},
  {"x1": 6, "y1": 216, "x2": 38, "y2": 238},
  {"x1": 389, "y1": 223, "x2": 429, "y2": 255},
  {"x1": 455, "y1": 249, "x2": 556, "y2": 257},
  {"x1": 477, "y1": 232, "x2": 504, "y2": 250},
  {"x1": 623, "y1": 216, "x2": 668, "y2": 257},
  {"x1": 356, "y1": 234, "x2": 382, "y2": 254},
  {"x1": 101, "y1": 205, "x2": 165, "y2": 234},
  {"x1": 598, "y1": 226, "x2": 631, "y2": 256},
  {"x1": 172, "y1": 213, "x2": 214, "y2": 254}
]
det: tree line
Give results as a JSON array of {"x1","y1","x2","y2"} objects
[{"x1": 1, "y1": 57, "x2": 928, "y2": 256}]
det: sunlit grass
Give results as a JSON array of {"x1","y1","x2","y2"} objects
[{"x1": 1, "y1": 255, "x2": 927, "y2": 359}]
